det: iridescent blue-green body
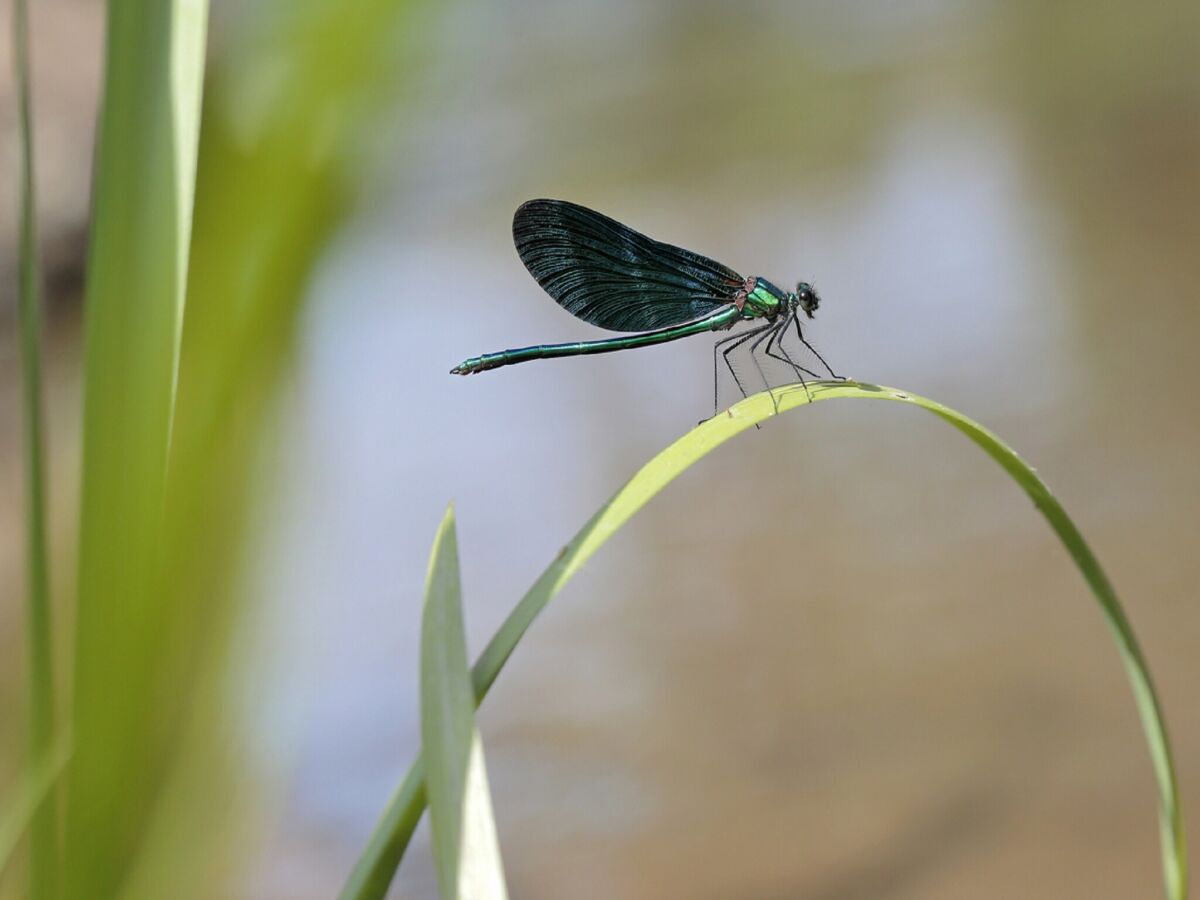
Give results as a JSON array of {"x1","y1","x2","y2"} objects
[{"x1": 450, "y1": 199, "x2": 837, "y2": 405}]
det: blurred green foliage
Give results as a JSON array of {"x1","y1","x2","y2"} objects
[
  {"x1": 67, "y1": 0, "x2": 209, "y2": 895},
  {"x1": 56, "y1": 0, "x2": 425, "y2": 896},
  {"x1": 11, "y1": 0, "x2": 56, "y2": 892}
]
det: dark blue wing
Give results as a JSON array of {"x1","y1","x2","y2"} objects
[{"x1": 513, "y1": 199, "x2": 744, "y2": 332}]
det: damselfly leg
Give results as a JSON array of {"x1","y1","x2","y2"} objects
[
  {"x1": 764, "y1": 316, "x2": 817, "y2": 401},
  {"x1": 747, "y1": 322, "x2": 783, "y2": 412},
  {"x1": 710, "y1": 322, "x2": 773, "y2": 417},
  {"x1": 793, "y1": 312, "x2": 844, "y2": 380}
]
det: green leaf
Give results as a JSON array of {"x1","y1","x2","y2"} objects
[
  {"x1": 62, "y1": 0, "x2": 433, "y2": 895},
  {"x1": 66, "y1": 0, "x2": 209, "y2": 896},
  {"x1": 0, "y1": 743, "x2": 70, "y2": 881},
  {"x1": 345, "y1": 381, "x2": 1186, "y2": 900},
  {"x1": 420, "y1": 506, "x2": 508, "y2": 900},
  {"x1": 11, "y1": 0, "x2": 57, "y2": 892}
]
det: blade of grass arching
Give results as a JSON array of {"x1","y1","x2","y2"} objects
[
  {"x1": 421, "y1": 506, "x2": 509, "y2": 900},
  {"x1": 345, "y1": 382, "x2": 1185, "y2": 900},
  {"x1": 65, "y1": 0, "x2": 209, "y2": 896},
  {"x1": 11, "y1": 0, "x2": 56, "y2": 893}
]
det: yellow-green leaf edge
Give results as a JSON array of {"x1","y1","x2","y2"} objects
[{"x1": 342, "y1": 381, "x2": 1186, "y2": 900}]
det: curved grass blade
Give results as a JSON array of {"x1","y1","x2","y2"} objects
[
  {"x1": 343, "y1": 381, "x2": 1186, "y2": 900},
  {"x1": 421, "y1": 506, "x2": 508, "y2": 900}
]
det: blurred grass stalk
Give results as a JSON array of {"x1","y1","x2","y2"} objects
[
  {"x1": 0, "y1": 743, "x2": 70, "y2": 884},
  {"x1": 60, "y1": 0, "x2": 426, "y2": 896},
  {"x1": 67, "y1": 0, "x2": 210, "y2": 896},
  {"x1": 11, "y1": 0, "x2": 57, "y2": 894}
]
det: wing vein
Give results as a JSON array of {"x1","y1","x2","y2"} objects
[{"x1": 513, "y1": 199, "x2": 743, "y2": 332}]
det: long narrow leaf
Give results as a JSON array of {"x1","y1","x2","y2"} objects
[
  {"x1": 0, "y1": 743, "x2": 70, "y2": 882},
  {"x1": 345, "y1": 381, "x2": 1186, "y2": 900},
  {"x1": 421, "y1": 506, "x2": 508, "y2": 900},
  {"x1": 66, "y1": 0, "x2": 209, "y2": 895},
  {"x1": 92, "y1": 1, "x2": 432, "y2": 893},
  {"x1": 10, "y1": 0, "x2": 56, "y2": 892}
]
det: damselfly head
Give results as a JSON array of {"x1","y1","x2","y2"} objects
[{"x1": 795, "y1": 282, "x2": 820, "y2": 319}]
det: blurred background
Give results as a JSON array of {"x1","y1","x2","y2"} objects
[{"x1": 1, "y1": 0, "x2": 1198, "y2": 897}]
